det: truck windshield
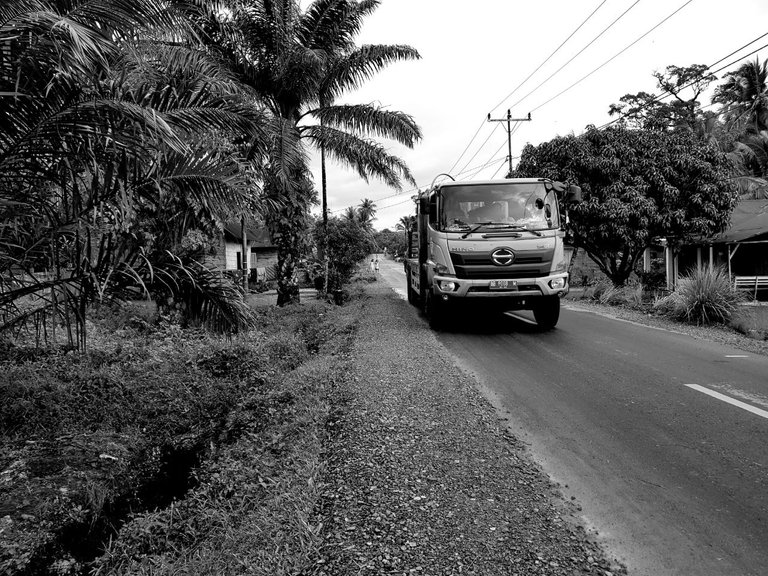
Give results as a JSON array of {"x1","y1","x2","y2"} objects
[{"x1": 438, "y1": 182, "x2": 559, "y2": 233}]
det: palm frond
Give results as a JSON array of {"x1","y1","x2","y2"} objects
[
  {"x1": 309, "y1": 103, "x2": 421, "y2": 147},
  {"x1": 152, "y1": 254, "x2": 256, "y2": 333},
  {"x1": 319, "y1": 44, "x2": 420, "y2": 102},
  {"x1": 303, "y1": 124, "x2": 415, "y2": 189}
]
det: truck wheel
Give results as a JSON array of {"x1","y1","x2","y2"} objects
[
  {"x1": 533, "y1": 296, "x2": 560, "y2": 330},
  {"x1": 407, "y1": 282, "x2": 418, "y2": 306},
  {"x1": 424, "y1": 291, "x2": 446, "y2": 330}
]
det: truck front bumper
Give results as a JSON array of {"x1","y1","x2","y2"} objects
[{"x1": 431, "y1": 273, "x2": 569, "y2": 301}]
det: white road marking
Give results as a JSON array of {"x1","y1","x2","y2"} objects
[
  {"x1": 724, "y1": 355, "x2": 749, "y2": 358},
  {"x1": 685, "y1": 384, "x2": 768, "y2": 420}
]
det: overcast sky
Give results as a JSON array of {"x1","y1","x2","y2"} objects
[{"x1": 306, "y1": 0, "x2": 768, "y2": 231}]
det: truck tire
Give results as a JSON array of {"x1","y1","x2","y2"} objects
[
  {"x1": 533, "y1": 296, "x2": 560, "y2": 330},
  {"x1": 424, "y1": 291, "x2": 446, "y2": 330},
  {"x1": 407, "y1": 281, "x2": 418, "y2": 306}
]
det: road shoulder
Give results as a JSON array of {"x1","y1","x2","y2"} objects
[{"x1": 309, "y1": 280, "x2": 626, "y2": 575}]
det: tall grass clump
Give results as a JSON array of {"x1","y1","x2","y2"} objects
[
  {"x1": 654, "y1": 267, "x2": 743, "y2": 325},
  {"x1": 582, "y1": 278, "x2": 645, "y2": 308}
]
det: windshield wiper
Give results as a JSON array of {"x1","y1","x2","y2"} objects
[
  {"x1": 460, "y1": 222, "x2": 490, "y2": 238},
  {"x1": 461, "y1": 222, "x2": 526, "y2": 238}
]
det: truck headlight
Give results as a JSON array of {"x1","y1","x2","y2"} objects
[
  {"x1": 549, "y1": 277, "x2": 566, "y2": 290},
  {"x1": 438, "y1": 280, "x2": 458, "y2": 292},
  {"x1": 435, "y1": 262, "x2": 450, "y2": 275}
]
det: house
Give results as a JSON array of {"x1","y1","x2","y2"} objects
[
  {"x1": 669, "y1": 199, "x2": 768, "y2": 297},
  {"x1": 206, "y1": 221, "x2": 278, "y2": 282}
]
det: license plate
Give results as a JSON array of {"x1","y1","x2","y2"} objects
[{"x1": 489, "y1": 280, "x2": 517, "y2": 290}]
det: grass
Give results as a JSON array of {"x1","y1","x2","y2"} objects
[
  {"x1": 0, "y1": 282, "x2": 364, "y2": 575},
  {"x1": 571, "y1": 269, "x2": 768, "y2": 340},
  {"x1": 654, "y1": 267, "x2": 744, "y2": 325}
]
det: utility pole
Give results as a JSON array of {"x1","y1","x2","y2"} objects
[{"x1": 487, "y1": 110, "x2": 531, "y2": 178}]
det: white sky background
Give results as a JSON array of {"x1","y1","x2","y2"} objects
[{"x1": 305, "y1": 0, "x2": 768, "y2": 231}]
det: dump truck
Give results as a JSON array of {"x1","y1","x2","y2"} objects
[{"x1": 404, "y1": 176, "x2": 581, "y2": 329}]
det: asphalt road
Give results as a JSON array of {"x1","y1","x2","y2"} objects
[{"x1": 376, "y1": 257, "x2": 768, "y2": 576}]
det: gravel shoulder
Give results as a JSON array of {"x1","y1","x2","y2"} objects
[{"x1": 309, "y1": 280, "x2": 626, "y2": 576}]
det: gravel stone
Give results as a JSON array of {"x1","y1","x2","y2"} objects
[{"x1": 309, "y1": 281, "x2": 626, "y2": 576}]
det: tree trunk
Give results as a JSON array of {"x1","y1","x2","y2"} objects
[{"x1": 241, "y1": 215, "x2": 248, "y2": 292}]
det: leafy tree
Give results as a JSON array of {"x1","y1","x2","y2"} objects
[
  {"x1": 515, "y1": 125, "x2": 738, "y2": 286},
  {"x1": 373, "y1": 229, "x2": 406, "y2": 257},
  {"x1": 312, "y1": 216, "x2": 374, "y2": 290},
  {"x1": 609, "y1": 64, "x2": 714, "y2": 132}
]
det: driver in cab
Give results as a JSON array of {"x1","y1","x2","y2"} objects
[{"x1": 468, "y1": 201, "x2": 505, "y2": 223}]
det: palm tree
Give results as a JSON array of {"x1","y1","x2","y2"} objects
[
  {"x1": 0, "y1": 0, "x2": 266, "y2": 347},
  {"x1": 212, "y1": 0, "x2": 421, "y2": 305},
  {"x1": 712, "y1": 58, "x2": 768, "y2": 198},
  {"x1": 357, "y1": 198, "x2": 377, "y2": 230},
  {"x1": 713, "y1": 57, "x2": 768, "y2": 134},
  {"x1": 395, "y1": 214, "x2": 416, "y2": 233}
]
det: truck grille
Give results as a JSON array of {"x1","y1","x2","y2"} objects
[{"x1": 450, "y1": 252, "x2": 550, "y2": 279}]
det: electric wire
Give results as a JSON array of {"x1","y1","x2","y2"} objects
[
  {"x1": 527, "y1": 0, "x2": 696, "y2": 115},
  {"x1": 447, "y1": 0, "x2": 611, "y2": 176},
  {"x1": 597, "y1": 33, "x2": 768, "y2": 129},
  {"x1": 447, "y1": 119, "x2": 487, "y2": 174},
  {"x1": 488, "y1": 0, "x2": 610, "y2": 114},
  {"x1": 454, "y1": 121, "x2": 504, "y2": 176},
  {"x1": 329, "y1": 154, "x2": 511, "y2": 214},
  {"x1": 506, "y1": 0, "x2": 642, "y2": 113}
]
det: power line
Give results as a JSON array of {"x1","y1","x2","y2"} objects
[
  {"x1": 528, "y1": 0, "x2": 696, "y2": 115},
  {"x1": 488, "y1": 0, "x2": 611, "y2": 114},
  {"x1": 598, "y1": 33, "x2": 768, "y2": 129},
  {"x1": 446, "y1": 0, "x2": 612, "y2": 177},
  {"x1": 329, "y1": 154, "x2": 511, "y2": 214},
  {"x1": 447, "y1": 119, "x2": 487, "y2": 174},
  {"x1": 507, "y1": 0, "x2": 642, "y2": 112},
  {"x1": 455, "y1": 122, "x2": 503, "y2": 176}
]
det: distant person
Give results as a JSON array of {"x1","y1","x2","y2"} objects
[
  {"x1": 374, "y1": 257, "x2": 380, "y2": 273},
  {"x1": 370, "y1": 258, "x2": 375, "y2": 274}
]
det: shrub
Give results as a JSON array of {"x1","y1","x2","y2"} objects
[
  {"x1": 581, "y1": 279, "x2": 645, "y2": 308},
  {"x1": 654, "y1": 267, "x2": 743, "y2": 325}
]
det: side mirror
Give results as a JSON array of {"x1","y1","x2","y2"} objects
[
  {"x1": 418, "y1": 196, "x2": 429, "y2": 215},
  {"x1": 565, "y1": 184, "x2": 582, "y2": 204}
]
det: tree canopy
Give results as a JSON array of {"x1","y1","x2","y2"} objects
[{"x1": 515, "y1": 125, "x2": 738, "y2": 286}]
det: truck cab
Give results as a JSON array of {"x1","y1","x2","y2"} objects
[{"x1": 404, "y1": 177, "x2": 581, "y2": 329}]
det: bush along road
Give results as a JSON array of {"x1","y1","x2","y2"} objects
[{"x1": 0, "y1": 279, "x2": 624, "y2": 575}]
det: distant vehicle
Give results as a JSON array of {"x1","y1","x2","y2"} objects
[{"x1": 404, "y1": 177, "x2": 581, "y2": 329}]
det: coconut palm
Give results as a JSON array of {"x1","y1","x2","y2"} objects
[
  {"x1": 211, "y1": 0, "x2": 421, "y2": 305},
  {"x1": 712, "y1": 58, "x2": 768, "y2": 198},
  {"x1": 357, "y1": 198, "x2": 377, "y2": 230},
  {"x1": 395, "y1": 215, "x2": 416, "y2": 233},
  {"x1": 713, "y1": 57, "x2": 768, "y2": 134}
]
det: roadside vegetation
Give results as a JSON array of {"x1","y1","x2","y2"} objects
[
  {"x1": 1, "y1": 282, "x2": 365, "y2": 574},
  {"x1": 3, "y1": 1, "x2": 768, "y2": 574},
  {"x1": 573, "y1": 267, "x2": 768, "y2": 341}
]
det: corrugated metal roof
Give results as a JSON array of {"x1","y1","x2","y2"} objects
[
  {"x1": 223, "y1": 221, "x2": 273, "y2": 247},
  {"x1": 713, "y1": 200, "x2": 768, "y2": 243}
]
